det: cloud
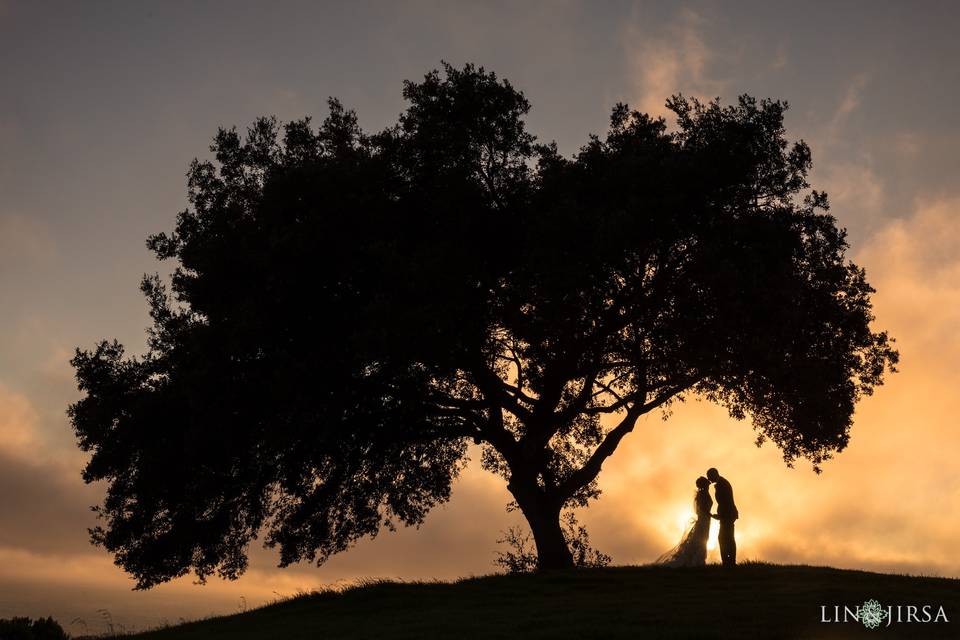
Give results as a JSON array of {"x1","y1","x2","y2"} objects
[
  {"x1": 827, "y1": 74, "x2": 868, "y2": 139},
  {"x1": 0, "y1": 383, "x2": 42, "y2": 458},
  {"x1": 808, "y1": 74, "x2": 870, "y2": 165},
  {"x1": 816, "y1": 160, "x2": 886, "y2": 238},
  {"x1": 622, "y1": 8, "x2": 725, "y2": 119},
  {"x1": 855, "y1": 197, "x2": 960, "y2": 374},
  {"x1": 0, "y1": 384, "x2": 98, "y2": 554},
  {"x1": 799, "y1": 74, "x2": 889, "y2": 239},
  {"x1": 0, "y1": 213, "x2": 56, "y2": 269},
  {"x1": 0, "y1": 381, "x2": 83, "y2": 467},
  {"x1": 769, "y1": 44, "x2": 788, "y2": 71},
  {"x1": 822, "y1": 162, "x2": 883, "y2": 215},
  {"x1": 0, "y1": 450, "x2": 100, "y2": 555},
  {"x1": 893, "y1": 131, "x2": 921, "y2": 157},
  {"x1": 0, "y1": 546, "x2": 293, "y2": 635}
]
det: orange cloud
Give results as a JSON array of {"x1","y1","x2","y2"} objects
[
  {"x1": 623, "y1": 8, "x2": 726, "y2": 119},
  {"x1": 0, "y1": 383, "x2": 44, "y2": 459}
]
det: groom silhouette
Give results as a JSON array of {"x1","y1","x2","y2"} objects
[{"x1": 707, "y1": 468, "x2": 738, "y2": 566}]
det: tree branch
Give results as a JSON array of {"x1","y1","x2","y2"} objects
[
  {"x1": 506, "y1": 338, "x2": 525, "y2": 396},
  {"x1": 521, "y1": 357, "x2": 584, "y2": 457},
  {"x1": 481, "y1": 404, "x2": 520, "y2": 464},
  {"x1": 555, "y1": 382, "x2": 692, "y2": 501},
  {"x1": 582, "y1": 389, "x2": 644, "y2": 415},
  {"x1": 591, "y1": 376, "x2": 626, "y2": 404},
  {"x1": 553, "y1": 370, "x2": 599, "y2": 427},
  {"x1": 469, "y1": 361, "x2": 534, "y2": 424},
  {"x1": 488, "y1": 368, "x2": 537, "y2": 406}
]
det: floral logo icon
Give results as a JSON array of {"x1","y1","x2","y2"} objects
[{"x1": 860, "y1": 599, "x2": 888, "y2": 629}]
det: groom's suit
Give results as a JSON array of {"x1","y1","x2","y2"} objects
[{"x1": 713, "y1": 476, "x2": 738, "y2": 566}]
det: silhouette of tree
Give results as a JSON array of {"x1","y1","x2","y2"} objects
[{"x1": 69, "y1": 63, "x2": 898, "y2": 585}]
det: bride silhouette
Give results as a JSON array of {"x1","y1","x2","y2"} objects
[{"x1": 657, "y1": 476, "x2": 712, "y2": 567}]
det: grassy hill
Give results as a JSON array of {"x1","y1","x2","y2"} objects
[{"x1": 125, "y1": 563, "x2": 958, "y2": 640}]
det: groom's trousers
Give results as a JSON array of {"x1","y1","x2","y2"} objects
[{"x1": 718, "y1": 520, "x2": 736, "y2": 566}]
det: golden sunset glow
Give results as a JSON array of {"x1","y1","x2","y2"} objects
[
  {"x1": 2, "y1": 2, "x2": 959, "y2": 635},
  {"x1": 2, "y1": 193, "x2": 956, "y2": 631}
]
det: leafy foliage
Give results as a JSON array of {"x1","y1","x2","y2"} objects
[
  {"x1": 494, "y1": 526, "x2": 538, "y2": 574},
  {"x1": 495, "y1": 512, "x2": 610, "y2": 574},
  {"x1": 0, "y1": 617, "x2": 68, "y2": 640},
  {"x1": 563, "y1": 512, "x2": 612, "y2": 569},
  {"x1": 70, "y1": 63, "x2": 897, "y2": 585}
]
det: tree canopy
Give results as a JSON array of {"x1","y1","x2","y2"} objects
[{"x1": 69, "y1": 63, "x2": 897, "y2": 587}]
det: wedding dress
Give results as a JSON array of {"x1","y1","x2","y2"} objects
[{"x1": 656, "y1": 488, "x2": 712, "y2": 567}]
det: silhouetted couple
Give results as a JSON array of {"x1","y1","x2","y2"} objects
[{"x1": 657, "y1": 468, "x2": 738, "y2": 567}]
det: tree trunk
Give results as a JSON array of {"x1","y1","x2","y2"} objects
[
  {"x1": 509, "y1": 479, "x2": 574, "y2": 570},
  {"x1": 526, "y1": 505, "x2": 573, "y2": 570}
]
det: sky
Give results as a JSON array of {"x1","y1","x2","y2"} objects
[{"x1": 2, "y1": 0, "x2": 960, "y2": 633}]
